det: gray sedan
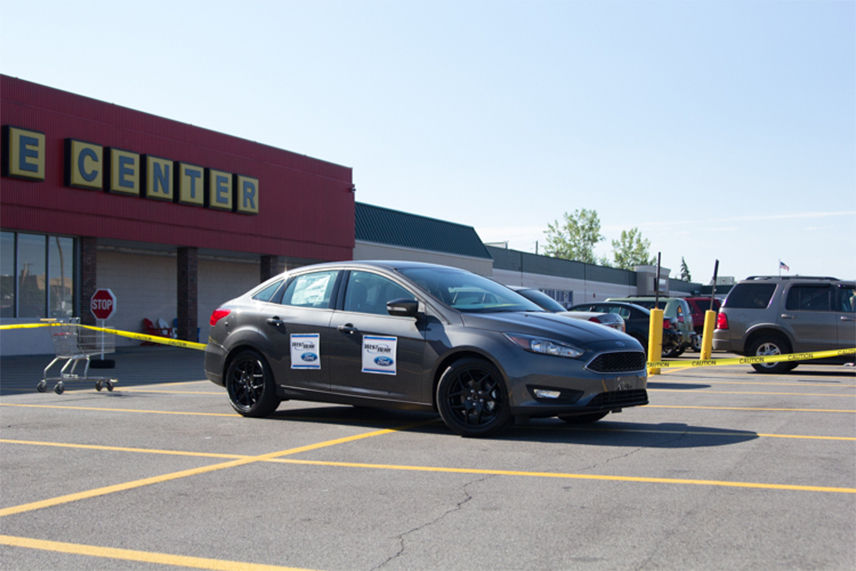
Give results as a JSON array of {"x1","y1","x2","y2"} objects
[{"x1": 204, "y1": 261, "x2": 647, "y2": 437}]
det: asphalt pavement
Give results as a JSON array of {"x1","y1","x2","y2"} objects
[
  {"x1": 0, "y1": 346, "x2": 206, "y2": 396},
  {"x1": 1, "y1": 350, "x2": 854, "y2": 570}
]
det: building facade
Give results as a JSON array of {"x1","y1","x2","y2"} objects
[{"x1": 1, "y1": 76, "x2": 354, "y2": 354}]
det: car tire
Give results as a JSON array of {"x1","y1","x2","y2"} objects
[
  {"x1": 663, "y1": 345, "x2": 684, "y2": 358},
  {"x1": 225, "y1": 349, "x2": 281, "y2": 417},
  {"x1": 558, "y1": 411, "x2": 609, "y2": 424},
  {"x1": 436, "y1": 357, "x2": 511, "y2": 437},
  {"x1": 691, "y1": 335, "x2": 701, "y2": 352},
  {"x1": 748, "y1": 335, "x2": 797, "y2": 374}
]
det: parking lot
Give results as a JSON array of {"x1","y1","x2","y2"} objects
[{"x1": 1, "y1": 347, "x2": 854, "y2": 570}]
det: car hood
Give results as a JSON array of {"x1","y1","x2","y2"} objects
[{"x1": 461, "y1": 311, "x2": 640, "y2": 349}]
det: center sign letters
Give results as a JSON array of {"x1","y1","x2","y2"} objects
[{"x1": 3, "y1": 125, "x2": 259, "y2": 215}]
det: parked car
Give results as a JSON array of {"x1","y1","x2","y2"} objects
[
  {"x1": 205, "y1": 261, "x2": 648, "y2": 436},
  {"x1": 567, "y1": 301, "x2": 681, "y2": 357},
  {"x1": 713, "y1": 275, "x2": 856, "y2": 373},
  {"x1": 607, "y1": 297, "x2": 695, "y2": 357},
  {"x1": 684, "y1": 296, "x2": 722, "y2": 351},
  {"x1": 511, "y1": 287, "x2": 626, "y2": 332}
]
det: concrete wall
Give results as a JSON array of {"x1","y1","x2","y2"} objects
[{"x1": 493, "y1": 268, "x2": 636, "y2": 306}]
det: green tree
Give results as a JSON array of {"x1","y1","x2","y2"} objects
[
  {"x1": 680, "y1": 257, "x2": 692, "y2": 282},
  {"x1": 609, "y1": 227, "x2": 655, "y2": 270},
  {"x1": 543, "y1": 209, "x2": 604, "y2": 264}
]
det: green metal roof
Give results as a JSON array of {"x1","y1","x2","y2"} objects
[{"x1": 355, "y1": 203, "x2": 491, "y2": 259}]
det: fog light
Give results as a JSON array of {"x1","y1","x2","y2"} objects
[{"x1": 533, "y1": 388, "x2": 562, "y2": 399}]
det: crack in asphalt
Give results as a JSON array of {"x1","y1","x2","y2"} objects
[{"x1": 372, "y1": 475, "x2": 493, "y2": 570}]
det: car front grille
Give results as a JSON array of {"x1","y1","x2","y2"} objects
[
  {"x1": 586, "y1": 351, "x2": 647, "y2": 373},
  {"x1": 587, "y1": 389, "x2": 648, "y2": 409}
]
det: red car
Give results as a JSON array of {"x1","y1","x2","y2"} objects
[{"x1": 684, "y1": 296, "x2": 721, "y2": 350}]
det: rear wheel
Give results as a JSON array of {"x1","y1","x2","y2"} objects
[
  {"x1": 225, "y1": 350, "x2": 281, "y2": 416},
  {"x1": 436, "y1": 358, "x2": 511, "y2": 437},
  {"x1": 748, "y1": 335, "x2": 797, "y2": 374}
]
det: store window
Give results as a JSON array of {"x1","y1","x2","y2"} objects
[
  {"x1": 49, "y1": 236, "x2": 74, "y2": 318},
  {"x1": 0, "y1": 231, "x2": 76, "y2": 318},
  {"x1": 1, "y1": 232, "x2": 14, "y2": 317}
]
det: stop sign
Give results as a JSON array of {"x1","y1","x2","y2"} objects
[{"x1": 90, "y1": 288, "x2": 117, "y2": 320}]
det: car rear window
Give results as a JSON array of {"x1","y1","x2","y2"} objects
[{"x1": 724, "y1": 283, "x2": 776, "y2": 309}]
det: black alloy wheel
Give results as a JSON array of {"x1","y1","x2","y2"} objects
[
  {"x1": 436, "y1": 358, "x2": 511, "y2": 437},
  {"x1": 225, "y1": 349, "x2": 281, "y2": 417}
]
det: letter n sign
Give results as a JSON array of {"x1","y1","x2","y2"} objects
[{"x1": 235, "y1": 174, "x2": 259, "y2": 214}]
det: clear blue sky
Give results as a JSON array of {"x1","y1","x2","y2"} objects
[{"x1": 2, "y1": 0, "x2": 854, "y2": 282}]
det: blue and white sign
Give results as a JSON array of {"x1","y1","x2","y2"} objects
[
  {"x1": 361, "y1": 335, "x2": 397, "y2": 375},
  {"x1": 290, "y1": 333, "x2": 321, "y2": 369}
]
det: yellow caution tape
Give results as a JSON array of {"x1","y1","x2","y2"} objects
[
  {"x1": 3, "y1": 322, "x2": 854, "y2": 365},
  {"x1": 648, "y1": 347, "x2": 856, "y2": 369},
  {"x1": 0, "y1": 322, "x2": 206, "y2": 351}
]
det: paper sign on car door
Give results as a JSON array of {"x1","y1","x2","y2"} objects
[
  {"x1": 291, "y1": 333, "x2": 321, "y2": 369},
  {"x1": 362, "y1": 335, "x2": 397, "y2": 375}
]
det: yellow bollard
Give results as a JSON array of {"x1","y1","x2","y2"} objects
[
  {"x1": 700, "y1": 309, "x2": 717, "y2": 360},
  {"x1": 647, "y1": 308, "x2": 664, "y2": 375}
]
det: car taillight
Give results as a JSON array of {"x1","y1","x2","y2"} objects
[
  {"x1": 716, "y1": 312, "x2": 728, "y2": 330},
  {"x1": 209, "y1": 308, "x2": 231, "y2": 326},
  {"x1": 588, "y1": 316, "x2": 602, "y2": 323}
]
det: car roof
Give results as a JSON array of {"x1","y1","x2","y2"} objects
[{"x1": 287, "y1": 260, "x2": 471, "y2": 274}]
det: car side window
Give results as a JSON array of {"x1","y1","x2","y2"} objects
[
  {"x1": 281, "y1": 271, "x2": 338, "y2": 308},
  {"x1": 252, "y1": 280, "x2": 283, "y2": 302},
  {"x1": 785, "y1": 285, "x2": 833, "y2": 311},
  {"x1": 837, "y1": 286, "x2": 856, "y2": 313},
  {"x1": 344, "y1": 271, "x2": 412, "y2": 315}
]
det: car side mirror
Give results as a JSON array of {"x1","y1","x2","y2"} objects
[{"x1": 386, "y1": 298, "x2": 420, "y2": 317}]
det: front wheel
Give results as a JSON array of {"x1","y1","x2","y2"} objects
[
  {"x1": 748, "y1": 336, "x2": 797, "y2": 374},
  {"x1": 225, "y1": 350, "x2": 281, "y2": 417},
  {"x1": 436, "y1": 358, "x2": 511, "y2": 437}
]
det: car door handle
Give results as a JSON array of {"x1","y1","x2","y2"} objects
[
  {"x1": 337, "y1": 323, "x2": 357, "y2": 334},
  {"x1": 780, "y1": 313, "x2": 794, "y2": 319},
  {"x1": 842, "y1": 316, "x2": 856, "y2": 322},
  {"x1": 266, "y1": 316, "x2": 285, "y2": 329}
]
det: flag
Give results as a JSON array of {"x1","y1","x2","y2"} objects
[{"x1": 779, "y1": 260, "x2": 790, "y2": 272}]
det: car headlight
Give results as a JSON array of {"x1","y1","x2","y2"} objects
[{"x1": 504, "y1": 333, "x2": 584, "y2": 359}]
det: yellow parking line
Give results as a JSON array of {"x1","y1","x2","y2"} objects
[
  {"x1": 0, "y1": 403, "x2": 239, "y2": 417},
  {"x1": 646, "y1": 404, "x2": 856, "y2": 413},
  {"x1": 117, "y1": 389, "x2": 224, "y2": 395},
  {"x1": 0, "y1": 439, "x2": 247, "y2": 459},
  {"x1": 648, "y1": 389, "x2": 855, "y2": 397},
  {"x1": 0, "y1": 534, "x2": 312, "y2": 571},
  {"x1": 654, "y1": 379, "x2": 856, "y2": 389},
  {"x1": 271, "y1": 458, "x2": 856, "y2": 494},
  {"x1": 0, "y1": 423, "x2": 427, "y2": 518}
]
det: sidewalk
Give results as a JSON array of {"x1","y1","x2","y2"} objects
[{"x1": 0, "y1": 345, "x2": 206, "y2": 396}]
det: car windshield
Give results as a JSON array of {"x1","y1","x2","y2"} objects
[{"x1": 399, "y1": 267, "x2": 543, "y2": 313}]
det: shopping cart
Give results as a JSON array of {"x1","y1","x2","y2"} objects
[{"x1": 37, "y1": 318, "x2": 117, "y2": 394}]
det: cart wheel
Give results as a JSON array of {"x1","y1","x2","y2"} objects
[
  {"x1": 95, "y1": 380, "x2": 103, "y2": 391},
  {"x1": 105, "y1": 380, "x2": 114, "y2": 392},
  {"x1": 54, "y1": 383, "x2": 65, "y2": 394},
  {"x1": 36, "y1": 381, "x2": 47, "y2": 393}
]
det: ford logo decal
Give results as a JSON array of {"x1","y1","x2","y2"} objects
[
  {"x1": 301, "y1": 352, "x2": 318, "y2": 362},
  {"x1": 374, "y1": 356, "x2": 394, "y2": 367}
]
